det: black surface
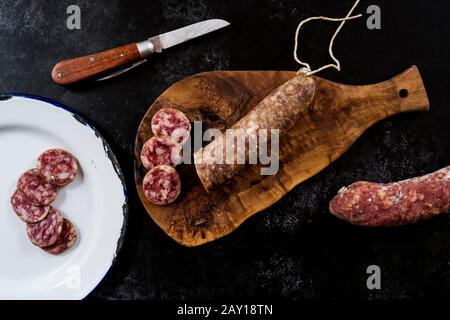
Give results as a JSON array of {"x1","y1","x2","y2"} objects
[{"x1": 1, "y1": 0, "x2": 449, "y2": 300}]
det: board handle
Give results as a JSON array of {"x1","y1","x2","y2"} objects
[
  {"x1": 343, "y1": 66, "x2": 430, "y2": 115},
  {"x1": 387, "y1": 65, "x2": 430, "y2": 113}
]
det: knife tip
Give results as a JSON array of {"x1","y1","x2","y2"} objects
[{"x1": 213, "y1": 18, "x2": 231, "y2": 27}]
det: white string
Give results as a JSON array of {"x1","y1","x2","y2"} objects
[{"x1": 294, "y1": 0, "x2": 363, "y2": 76}]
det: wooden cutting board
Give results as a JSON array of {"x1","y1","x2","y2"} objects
[{"x1": 134, "y1": 66, "x2": 429, "y2": 247}]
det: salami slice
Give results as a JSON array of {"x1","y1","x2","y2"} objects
[
  {"x1": 37, "y1": 149, "x2": 78, "y2": 186},
  {"x1": 43, "y1": 219, "x2": 77, "y2": 255},
  {"x1": 26, "y1": 207, "x2": 64, "y2": 247},
  {"x1": 11, "y1": 190, "x2": 50, "y2": 223},
  {"x1": 194, "y1": 75, "x2": 316, "y2": 192},
  {"x1": 329, "y1": 166, "x2": 450, "y2": 227},
  {"x1": 151, "y1": 108, "x2": 191, "y2": 145},
  {"x1": 143, "y1": 165, "x2": 181, "y2": 205},
  {"x1": 140, "y1": 136, "x2": 182, "y2": 170},
  {"x1": 17, "y1": 169, "x2": 58, "y2": 206}
]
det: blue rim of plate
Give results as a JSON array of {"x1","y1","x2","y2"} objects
[{"x1": 0, "y1": 93, "x2": 129, "y2": 298}]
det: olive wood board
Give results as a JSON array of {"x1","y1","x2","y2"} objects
[{"x1": 134, "y1": 66, "x2": 429, "y2": 247}]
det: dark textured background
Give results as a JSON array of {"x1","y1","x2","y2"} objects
[{"x1": 1, "y1": 0, "x2": 449, "y2": 300}]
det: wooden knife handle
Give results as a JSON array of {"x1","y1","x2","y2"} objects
[{"x1": 51, "y1": 43, "x2": 141, "y2": 85}]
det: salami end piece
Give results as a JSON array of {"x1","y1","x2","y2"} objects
[
  {"x1": 140, "y1": 136, "x2": 182, "y2": 170},
  {"x1": 37, "y1": 149, "x2": 78, "y2": 186},
  {"x1": 17, "y1": 169, "x2": 58, "y2": 206},
  {"x1": 11, "y1": 190, "x2": 50, "y2": 223},
  {"x1": 329, "y1": 166, "x2": 450, "y2": 227},
  {"x1": 143, "y1": 165, "x2": 181, "y2": 205},
  {"x1": 26, "y1": 207, "x2": 64, "y2": 247},
  {"x1": 151, "y1": 108, "x2": 191, "y2": 145},
  {"x1": 43, "y1": 219, "x2": 77, "y2": 255}
]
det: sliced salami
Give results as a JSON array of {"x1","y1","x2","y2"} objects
[
  {"x1": 43, "y1": 219, "x2": 77, "y2": 255},
  {"x1": 140, "y1": 136, "x2": 182, "y2": 170},
  {"x1": 26, "y1": 207, "x2": 64, "y2": 247},
  {"x1": 151, "y1": 108, "x2": 191, "y2": 145},
  {"x1": 143, "y1": 165, "x2": 181, "y2": 205},
  {"x1": 17, "y1": 169, "x2": 58, "y2": 206},
  {"x1": 11, "y1": 190, "x2": 50, "y2": 223},
  {"x1": 37, "y1": 149, "x2": 78, "y2": 186}
]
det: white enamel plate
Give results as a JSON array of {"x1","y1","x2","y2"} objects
[{"x1": 0, "y1": 94, "x2": 128, "y2": 300}]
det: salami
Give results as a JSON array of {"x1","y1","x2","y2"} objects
[
  {"x1": 37, "y1": 149, "x2": 78, "y2": 186},
  {"x1": 151, "y1": 108, "x2": 191, "y2": 144},
  {"x1": 11, "y1": 190, "x2": 50, "y2": 223},
  {"x1": 329, "y1": 166, "x2": 450, "y2": 227},
  {"x1": 140, "y1": 136, "x2": 182, "y2": 170},
  {"x1": 26, "y1": 207, "x2": 64, "y2": 247},
  {"x1": 143, "y1": 165, "x2": 181, "y2": 205},
  {"x1": 17, "y1": 169, "x2": 58, "y2": 206},
  {"x1": 43, "y1": 219, "x2": 77, "y2": 255},
  {"x1": 194, "y1": 75, "x2": 316, "y2": 192}
]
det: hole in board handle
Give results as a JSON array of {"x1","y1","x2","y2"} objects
[{"x1": 399, "y1": 89, "x2": 409, "y2": 99}]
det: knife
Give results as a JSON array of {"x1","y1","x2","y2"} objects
[{"x1": 51, "y1": 19, "x2": 230, "y2": 85}]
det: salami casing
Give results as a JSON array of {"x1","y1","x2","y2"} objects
[
  {"x1": 151, "y1": 108, "x2": 191, "y2": 145},
  {"x1": 37, "y1": 149, "x2": 78, "y2": 186},
  {"x1": 329, "y1": 167, "x2": 450, "y2": 227},
  {"x1": 140, "y1": 136, "x2": 182, "y2": 170},
  {"x1": 11, "y1": 190, "x2": 50, "y2": 223},
  {"x1": 143, "y1": 165, "x2": 181, "y2": 205},
  {"x1": 26, "y1": 207, "x2": 64, "y2": 247},
  {"x1": 17, "y1": 169, "x2": 58, "y2": 206},
  {"x1": 43, "y1": 219, "x2": 77, "y2": 255},
  {"x1": 194, "y1": 75, "x2": 316, "y2": 192}
]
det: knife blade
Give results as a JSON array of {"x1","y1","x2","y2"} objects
[
  {"x1": 150, "y1": 19, "x2": 230, "y2": 52},
  {"x1": 51, "y1": 19, "x2": 230, "y2": 85}
]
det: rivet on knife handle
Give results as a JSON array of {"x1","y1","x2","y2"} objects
[{"x1": 51, "y1": 42, "x2": 150, "y2": 85}]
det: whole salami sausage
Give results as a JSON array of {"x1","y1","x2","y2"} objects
[
  {"x1": 17, "y1": 169, "x2": 58, "y2": 206},
  {"x1": 151, "y1": 108, "x2": 191, "y2": 145},
  {"x1": 194, "y1": 75, "x2": 316, "y2": 192},
  {"x1": 37, "y1": 149, "x2": 78, "y2": 186},
  {"x1": 329, "y1": 166, "x2": 450, "y2": 227},
  {"x1": 43, "y1": 219, "x2": 77, "y2": 255},
  {"x1": 140, "y1": 136, "x2": 182, "y2": 170},
  {"x1": 143, "y1": 164, "x2": 181, "y2": 205},
  {"x1": 26, "y1": 207, "x2": 64, "y2": 247},
  {"x1": 11, "y1": 190, "x2": 50, "y2": 223}
]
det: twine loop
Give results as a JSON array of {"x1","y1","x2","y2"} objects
[{"x1": 294, "y1": 0, "x2": 363, "y2": 76}]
